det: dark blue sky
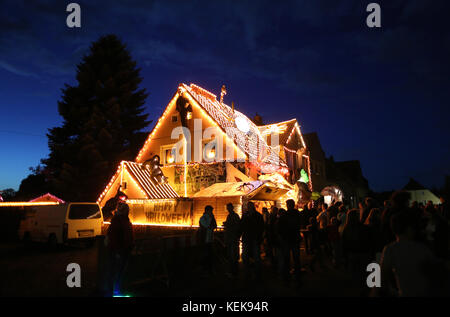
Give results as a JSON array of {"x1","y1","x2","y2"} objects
[{"x1": 1, "y1": 0, "x2": 449, "y2": 192}]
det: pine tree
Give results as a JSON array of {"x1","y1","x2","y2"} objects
[{"x1": 42, "y1": 34, "x2": 150, "y2": 201}]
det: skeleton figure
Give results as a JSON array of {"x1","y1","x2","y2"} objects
[
  {"x1": 176, "y1": 96, "x2": 192, "y2": 128},
  {"x1": 142, "y1": 155, "x2": 167, "y2": 184}
]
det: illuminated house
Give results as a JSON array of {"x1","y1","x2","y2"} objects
[{"x1": 98, "y1": 83, "x2": 312, "y2": 226}]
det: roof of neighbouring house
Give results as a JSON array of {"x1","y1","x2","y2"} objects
[
  {"x1": 258, "y1": 119, "x2": 305, "y2": 147},
  {"x1": 302, "y1": 132, "x2": 326, "y2": 161},
  {"x1": 29, "y1": 193, "x2": 65, "y2": 204},
  {"x1": 403, "y1": 178, "x2": 426, "y2": 191}
]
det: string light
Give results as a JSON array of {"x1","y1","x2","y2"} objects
[
  {"x1": 0, "y1": 202, "x2": 60, "y2": 207},
  {"x1": 136, "y1": 91, "x2": 180, "y2": 162},
  {"x1": 97, "y1": 163, "x2": 123, "y2": 204}
]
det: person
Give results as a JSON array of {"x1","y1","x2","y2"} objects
[
  {"x1": 327, "y1": 201, "x2": 341, "y2": 220},
  {"x1": 199, "y1": 205, "x2": 217, "y2": 276},
  {"x1": 361, "y1": 197, "x2": 376, "y2": 224},
  {"x1": 307, "y1": 217, "x2": 325, "y2": 271},
  {"x1": 439, "y1": 196, "x2": 450, "y2": 224},
  {"x1": 240, "y1": 202, "x2": 265, "y2": 281},
  {"x1": 317, "y1": 203, "x2": 329, "y2": 230},
  {"x1": 316, "y1": 203, "x2": 330, "y2": 255},
  {"x1": 300, "y1": 202, "x2": 312, "y2": 254},
  {"x1": 278, "y1": 199, "x2": 302, "y2": 284},
  {"x1": 423, "y1": 202, "x2": 449, "y2": 260},
  {"x1": 381, "y1": 191, "x2": 411, "y2": 246},
  {"x1": 377, "y1": 211, "x2": 449, "y2": 297},
  {"x1": 223, "y1": 203, "x2": 241, "y2": 277},
  {"x1": 265, "y1": 206, "x2": 278, "y2": 266},
  {"x1": 105, "y1": 202, "x2": 134, "y2": 296},
  {"x1": 261, "y1": 207, "x2": 271, "y2": 259},
  {"x1": 327, "y1": 217, "x2": 342, "y2": 267},
  {"x1": 336, "y1": 205, "x2": 347, "y2": 236},
  {"x1": 341, "y1": 209, "x2": 371, "y2": 293},
  {"x1": 364, "y1": 208, "x2": 384, "y2": 263}
]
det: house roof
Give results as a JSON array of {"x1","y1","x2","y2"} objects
[
  {"x1": 182, "y1": 83, "x2": 287, "y2": 167},
  {"x1": 192, "y1": 180, "x2": 289, "y2": 200},
  {"x1": 303, "y1": 132, "x2": 326, "y2": 161},
  {"x1": 124, "y1": 161, "x2": 179, "y2": 199},
  {"x1": 29, "y1": 193, "x2": 65, "y2": 204},
  {"x1": 258, "y1": 119, "x2": 299, "y2": 146},
  {"x1": 403, "y1": 178, "x2": 426, "y2": 191}
]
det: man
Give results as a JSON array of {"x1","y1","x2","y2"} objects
[
  {"x1": 223, "y1": 203, "x2": 241, "y2": 277},
  {"x1": 240, "y1": 202, "x2": 264, "y2": 280},
  {"x1": 199, "y1": 205, "x2": 217, "y2": 276},
  {"x1": 378, "y1": 211, "x2": 449, "y2": 296},
  {"x1": 278, "y1": 199, "x2": 302, "y2": 284},
  {"x1": 105, "y1": 203, "x2": 134, "y2": 296}
]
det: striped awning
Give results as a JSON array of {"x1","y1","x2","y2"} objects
[{"x1": 124, "y1": 161, "x2": 179, "y2": 199}]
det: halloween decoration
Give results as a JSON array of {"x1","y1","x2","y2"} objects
[
  {"x1": 176, "y1": 95, "x2": 193, "y2": 128},
  {"x1": 142, "y1": 155, "x2": 168, "y2": 184},
  {"x1": 295, "y1": 181, "x2": 312, "y2": 206},
  {"x1": 102, "y1": 188, "x2": 128, "y2": 221}
]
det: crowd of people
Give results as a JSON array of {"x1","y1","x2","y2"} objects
[
  {"x1": 198, "y1": 192, "x2": 450, "y2": 296},
  {"x1": 101, "y1": 190, "x2": 450, "y2": 296}
]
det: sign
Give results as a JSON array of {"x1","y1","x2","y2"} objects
[{"x1": 127, "y1": 199, "x2": 193, "y2": 226}]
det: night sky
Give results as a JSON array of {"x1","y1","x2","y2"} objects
[{"x1": 1, "y1": 0, "x2": 449, "y2": 193}]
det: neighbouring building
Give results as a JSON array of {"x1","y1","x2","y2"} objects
[
  {"x1": 325, "y1": 157, "x2": 370, "y2": 208},
  {"x1": 403, "y1": 178, "x2": 441, "y2": 206},
  {"x1": 302, "y1": 132, "x2": 327, "y2": 192},
  {"x1": 29, "y1": 193, "x2": 65, "y2": 204}
]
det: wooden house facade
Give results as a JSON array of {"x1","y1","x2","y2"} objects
[{"x1": 98, "y1": 83, "x2": 312, "y2": 227}]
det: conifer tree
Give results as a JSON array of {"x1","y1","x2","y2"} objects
[{"x1": 42, "y1": 34, "x2": 150, "y2": 201}]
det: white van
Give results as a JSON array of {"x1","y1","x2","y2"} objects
[{"x1": 19, "y1": 202, "x2": 103, "y2": 245}]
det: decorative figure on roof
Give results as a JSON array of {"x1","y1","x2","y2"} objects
[
  {"x1": 220, "y1": 85, "x2": 227, "y2": 104},
  {"x1": 142, "y1": 155, "x2": 168, "y2": 184},
  {"x1": 253, "y1": 113, "x2": 263, "y2": 126},
  {"x1": 237, "y1": 182, "x2": 255, "y2": 192},
  {"x1": 299, "y1": 169, "x2": 309, "y2": 184},
  {"x1": 176, "y1": 95, "x2": 192, "y2": 129}
]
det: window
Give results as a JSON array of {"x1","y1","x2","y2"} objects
[
  {"x1": 161, "y1": 144, "x2": 179, "y2": 165},
  {"x1": 203, "y1": 139, "x2": 217, "y2": 162},
  {"x1": 69, "y1": 204, "x2": 101, "y2": 219},
  {"x1": 172, "y1": 115, "x2": 178, "y2": 123}
]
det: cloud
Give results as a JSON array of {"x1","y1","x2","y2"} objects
[{"x1": 0, "y1": 60, "x2": 39, "y2": 78}]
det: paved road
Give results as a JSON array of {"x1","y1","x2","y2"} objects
[
  {"x1": 0, "y1": 240, "x2": 362, "y2": 297},
  {"x1": 0, "y1": 242, "x2": 98, "y2": 297}
]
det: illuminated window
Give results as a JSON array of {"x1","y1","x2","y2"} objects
[
  {"x1": 202, "y1": 139, "x2": 217, "y2": 162},
  {"x1": 161, "y1": 144, "x2": 178, "y2": 165}
]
